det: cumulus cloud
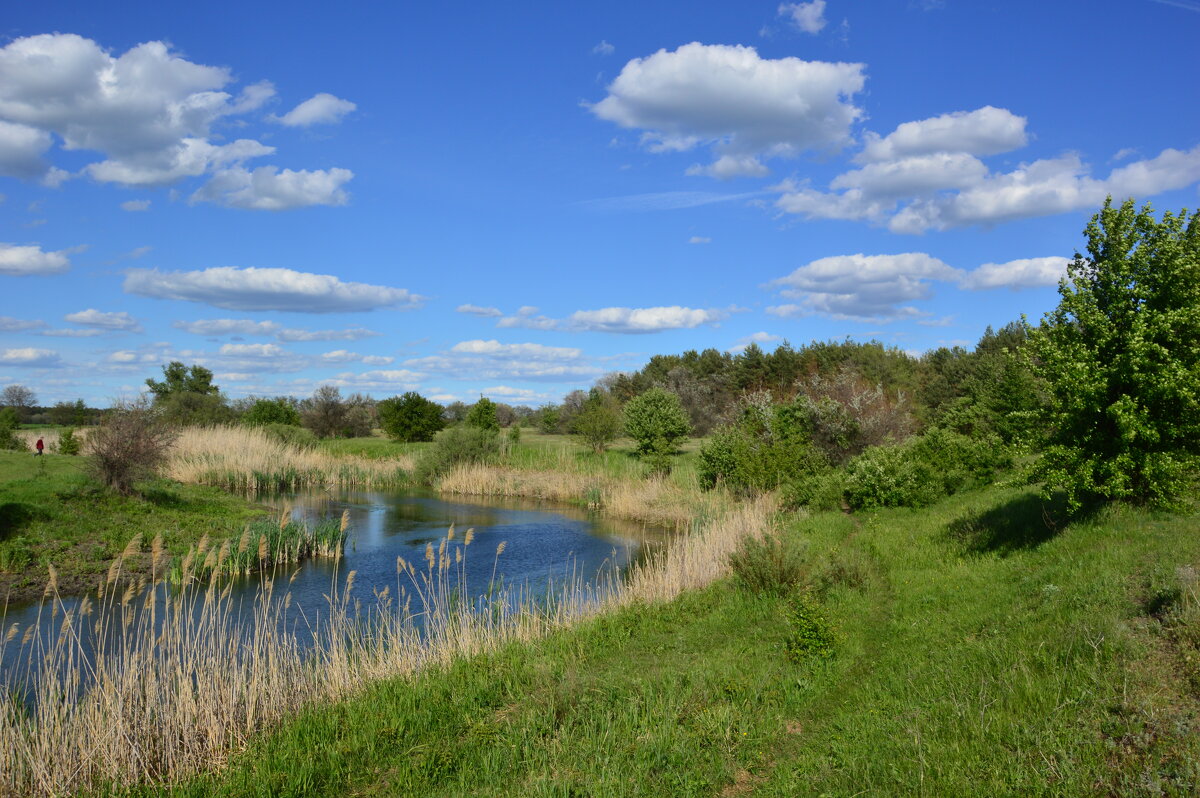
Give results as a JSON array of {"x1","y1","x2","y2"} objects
[
  {"x1": 729, "y1": 331, "x2": 782, "y2": 353},
  {"x1": 405, "y1": 339, "x2": 600, "y2": 382},
  {"x1": 568, "y1": 306, "x2": 728, "y2": 333},
  {"x1": 328, "y1": 369, "x2": 426, "y2": 391},
  {"x1": 767, "y1": 253, "x2": 962, "y2": 321},
  {"x1": 451, "y1": 340, "x2": 583, "y2": 359},
  {"x1": 320, "y1": 350, "x2": 394, "y2": 365},
  {"x1": 960, "y1": 256, "x2": 1070, "y2": 290},
  {"x1": 456, "y1": 304, "x2": 503, "y2": 317},
  {"x1": 481, "y1": 385, "x2": 552, "y2": 403},
  {"x1": 275, "y1": 326, "x2": 380, "y2": 342},
  {"x1": 592, "y1": 40, "x2": 615, "y2": 56},
  {"x1": 0, "y1": 119, "x2": 51, "y2": 179},
  {"x1": 63, "y1": 308, "x2": 141, "y2": 331},
  {"x1": 120, "y1": 200, "x2": 150, "y2": 211},
  {"x1": 39, "y1": 328, "x2": 106, "y2": 337},
  {"x1": 218, "y1": 343, "x2": 285, "y2": 357},
  {"x1": 779, "y1": 1, "x2": 828, "y2": 34},
  {"x1": 857, "y1": 107, "x2": 1028, "y2": 163},
  {"x1": 274, "y1": 93, "x2": 356, "y2": 127},
  {"x1": 191, "y1": 165, "x2": 353, "y2": 210},
  {"x1": 0, "y1": 316, "x2": 45, "y2": 332},
  {"x1": 0, "y1": 242, "x2": 72, "y2": 276},
  {"x1": 173, "y1": 319, "x2": 282, "y2": 336},
  {"x1": 124, "y1": 266, "x2": 423, "y2": 313},
  {"x1": 685, "y1": 154, "x2": 771, "y2": 180},
  {"x1": 1, "y1": 347, "x2": 61, "y2": 367},
  {"x1": 589, "y1": 43, "x2": 865, "y2": 176}
]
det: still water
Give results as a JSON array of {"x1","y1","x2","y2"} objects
[{"x1": 0, "y1": 489, "x2": 669, "y2": 687}]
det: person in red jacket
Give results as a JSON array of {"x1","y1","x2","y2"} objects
[{"x1": 35, "y1": 437, "x2": 44, "y2": 456}]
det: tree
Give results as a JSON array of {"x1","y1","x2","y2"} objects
[
  {"x1": 86, "y1": 400, "x2": 178, "y2": 495},
  {"x1": 571, "y1": 390, "x2": 623, "y2": 453},
  {"x1": 0, "y1": 407, "x2": 27, "y2": 451},
  {"x1": 1027, "y1": 198, "x2": 1200, "y2": 509},
  {"x1": 1, "y1": 385, "x2": 36, "y2": 423},
  {"x1": 301, "y1": 385, "x2": 347, "y2": 438},
  {"x1": 145, "y1": 362, "x2": 218, "y2": 398},
  {"x1": 465, "y1": 397, "x2": 499, "y2": 431},
  {"x1": 536, "y1": 404, "x2": 560, "y2": 434},
  {"x1": 623, "y1": 387, "x2": 691, "y2": 457},
  {"x1": 145, "y1": 362, "x2": 231, "y2": 425},
  {"x1": 49, "y1": 399, "x2": 88, "y2": 427},
  {"x1": 243, "y1": 397, "x2": 302, "y2": 427},
  {"x1": 378, "y1": 392, "x2": 446, "y2": 442}
]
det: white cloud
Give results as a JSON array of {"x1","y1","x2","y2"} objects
[
  {"x1": 685, "y1": 154, "x2": 770, "y2": 180},
  {"x1": 320, "y1": 350, "x2": 394, "y2": 365},
  {"x1": 124, "y1": 266, "x2": 423, "y2": 313},
  {"x1": 120, "y1": 199, "x2": 150, "y2": 212},
  {"x1": 456, "y1": 304, "x2": 504, "y2": 317},
  {"x1": 830, "y1": 152, "x2": 989, "y2": 198},
  {"x1": 728, "y1": 331, "x2": 782, "y2": 353},
  {"x1": 218, "y1": 343, "x2": 286, "y2": 357},
  {"x1": 960, "y1": 256, "x2": 1070, "y2": 290},
  {"x1": 568, "y1": 306, "x2": 728, "y2": 333},
  {"x1": 39, "y1": 328, "x2": 106, "y2": 337},
  {"x1": 63, "y1": 308, "x2": 141, "y2": 331},
  {"x1": 451, "y1": 340, "x2": 583, "y2": 359},
  {"x1": 191, "y1": 165, "x2": 353, "y2": 210},
  {"x1": 481, "y1": 385, "x2": 552, "y2": 403},
  {"x1": 779, "y1": 1, "x2": 827, "y2": 34},
  {"x1": 275, "y1": 326, "x2": 380, "y2": 342},
  {"x1": 858, "y1": 106, "x2": 1028, "y2": 162},
  {"x1": 589, "y1": 43, "x2": 865, "y2": 175},
  {"x1": 0, "y1": 119, "x2": 51, "y2": 179},
  {"x1": 0, "y1": 316, "x2": 45, "y2": 332},
  {"x1": 274, "y1": 93, "x2": 356, "y2": 127},
  {"x1": 767, "y1": 253, "x2": 961, "y2": 320},
  {"x1": 173, "y1": 319, "x2": 282, "y2": 336},
  {"x1": 405, "y1": 339, "x2": 600, "y2": 383},
  {"x1": 0, "y1": 34, "x2": 284, "y2": 187},
  {"x1": 1, "y1": 347, "x2": 61, "y2": 367},
  {"x1": 0, "y1": 242, "x2": 72, "y2": 276},
  {"x1": 689, "y1": 236, "x2": 712, "y2": 244},
  {"x1": 592, "y1": 40, "x2": 615, "y2": 56},
  {"x1": 328, "y1": 369, "x2": 426, "y2": 391}
]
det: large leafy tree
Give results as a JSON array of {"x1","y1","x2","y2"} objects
[
  {"x1": 1027, "y1": 198, "x2": 1200, "y2": 508},
  {"x1": 378, "y1": 392, "x2": 445, "y2": 442},
  {"x1": 465, "y1": 397, "x2": 500, "y2": 431},
  {"x1": 145, "y1": 362, "x2": 232, "y2": 425}
]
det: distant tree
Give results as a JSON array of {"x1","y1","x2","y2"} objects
[
  {"x1": 443, "y1": 401, "x2": 469, "y2": 424},
  {"x1": 87, "y1": 400, "x2": 178, "y2": 495},
  {"x1": 378, "y1": 392, "x2": 446, "y2": 442},
  {"x1": 145, "y1": 362, "x2": 218, "y2": 398},
  {"x1": 145, "y1": 362, "x2": 232, "y2": 425},
  {"x1": 0, "y1": 407, "x2": 26, "y2": 451},
  {"x1": 1, "y1": 385, "x2": 36, "y2": 423},
  {"x1": 536, "y1": 404, "x2": 560, "y2": 434},
  {"x1": 57, "y1": 427, "x2": 81, "y2": 456},
  {"x1": 465, "y1": 397, "x2": 500, "y2": 431},
  {"x1": 342, "y1": 393, "x2": 377, "y2": 438},
  {"x1": 49, "y1": 399, "x2": 88, "y2": 427},
  {"x1": 301, "y1": 385, "x2": 347, "y2": 439},
  {"x1": 571, "y1": 390, "x2": 623, "y2": 453},
  {"x1": 623, "y1": 387, "x2": 691, "y2": 457},
  {"x1": 243, "y1": 397, "x2": 302, "y2": 427},
  {"x1": 1027, "y1": 198, "x2": 1200, "y2": 509}
]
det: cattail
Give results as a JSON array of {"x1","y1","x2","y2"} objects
[
  {"x1": 121, "y1": 533, "x2": 142, "y2": 560},
  {"x1": 496, "y1": 541, "x2": 507, "y2": 557},
  {"x1": 456, "y1": 548, "x2": 462, "y2": 564},
  {"x1": 151, "y1": 532, "x2": 165, "y2": 576},
  {"x1": 196, "y1": 532, "x2": 210, "y2": 557},
  {"x1": 21, "y1": 626, "x2": 33, "y2": 645},
  {"x1": 345, "y1": 570, "x2": 357, "y2": 595},
  {"x1": 396, "y1": 556, "x2": 406, "y2": 574},
  {"x1": 464, "y1": 527, "x2": 475, "y2": 546},
  {"x1": 203, "y1": 547, "x2": 218, "y2": 573},
  {"x1": 216, "y1": 539, "x2": 231, "y2": 571},
  {"x1": 425, "y1": 542, "x2": 435, "y2": 568},
  {"x1": 258, "y1": 533, "x2": 269, "y2": 563},
  {"x1": 121, "y1": 583, "x2": 135, "y2": 607},
  {"x1": 105, "y1": 556, "x2": 122, "y2": 588},
  {"x1": 447, "y1": 524, "x2": 455, "y2": 541},
  {"x1": 438, "y1": 538, "x2": 447, "y2": 559},
  {"x1": 44, "y1": 563, "x2": 59, "y2": 598},
  {"x1": 5, "y1": 623, "x2": 18, "y2": 642},
  {"x1": 340, "y1": 510, "x2": 350, "y2": 533},
  {"x1": 238, "y1": 525, "x2": 252, "y2": 555},
  {"x1": 280, "y1": 505, "x2": 292, "y2": 528}
]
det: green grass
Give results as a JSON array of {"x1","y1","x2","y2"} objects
[
  {"x1": 143, "y1": 482, "x2": 1200, "y2": 797},
  {"x1": 314, "y1": 434, "x2": 425, "y2": 460},
  {"x1": 0, "y1": 451, "x2": 267, "y2": 600}
]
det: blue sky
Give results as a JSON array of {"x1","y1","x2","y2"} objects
[{"x1": 2, "y1": 0, "x2": 1198, "y2": 407}]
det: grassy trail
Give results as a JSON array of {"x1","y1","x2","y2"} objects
[{"x1": 151, "y1": 483, "x2": 1200, "y2": 797}]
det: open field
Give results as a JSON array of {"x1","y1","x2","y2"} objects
[{"x1": 152, "y1": 483, "x2": 1200, "y2": 797}]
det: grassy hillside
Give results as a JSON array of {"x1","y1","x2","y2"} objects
[{"x1": 150, "y1": 482, "x2": 1200, "y2": 797}]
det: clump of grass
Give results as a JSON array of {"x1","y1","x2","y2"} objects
[
  {"x1": 166, "y1": 511, "x2": 347, "y2": 584},
  {"x1": 728, "y1": 535, "x2": 808, "y2": 596}
]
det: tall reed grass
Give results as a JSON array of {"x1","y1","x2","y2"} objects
[
  {"x1": 166, "y1": 426, "x2": 413, "y2": 493},
  {"x1": 0, "y1": 498, "x2": 775, "y2": 795}
]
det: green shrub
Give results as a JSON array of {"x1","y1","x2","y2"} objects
[
  {"x1": 783, "y1": 592, "x2": 835, "y2": 662},
  {"x1": 415, "y1": 425, "x2": 500, "y2": 485},
  {"x1": 624, "y1": 387, "x2": 691, "y2": 456},
  {"x1": 243, "y1": 397, "x2": 302, "y2": 427},
  {"x1": 378, "y1": 392, "x2": 445, "y2": 442},
  {"x1": 465, "y1": 397, "x2": 500, "y2": 432},
  {"x1": 56, "y1": 427, "x2": 81, "y2": 456},
  {"x1": 698, "y1": 397, "x2": 826, "y2": 497},
  {"x1": 260, "y1": 423, "x2": 317, "y2": 450},
  {"x1": 783, "y1": 468, "x2": 846, "y2": 511},
  {"x1": 844, "y1": 428, "x2": 1011, "y2": 510},
  {"x1": 0, "y1": 408, "x2": 26, "y2": 452},
  {"x1": 728, "y1": 535, "x2": 808, "y2": 596}
]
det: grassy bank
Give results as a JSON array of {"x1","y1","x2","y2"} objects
[
  {"x1": 154, "y1": 482, "x2": 1200, "y2": 797},
  {"x1": 0, "y1": 451, "x2": 266, "y2": 601}
]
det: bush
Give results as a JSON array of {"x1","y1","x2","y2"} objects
[
  {"x1": 571, "y1": 393, "x2": 622, "y2": 453},
  {"x1": 0, "y1": 408, "x2": 27, "y2": 452},
  {"x1": 794, "y1": 366, "x2": 915, "y2": 466},
  {"x1": 698, "y1": 394, "x2": 826, "y2": 497},
  {"x1": 844, "y1": 428, "x2": 1011, "y2": 509},
  {"x1": 243, "y1": 398, "x2": 302, "y2": 427},
  {"x1": 56, "y1": 427, "x2": 81, "y2": 456},
  {"x1": 260, "y1": 423, "x2": 317, "y2": 450},
  {"x1": 465, "y1": 397, "x2": 500, "y2": 432},
  {"x1": 783, "y1": 593, "x2": 835, "y2": 662},
  {"x1": 414, "y1": 426, "x2": 501, "y2": 485},
  {"x1": 783, "y1": 468, "x2": 846, "y2": 511},
  {"x1": 623, "y1": 387, "x2": 691, "y2": 457},
  {"x1": 86, "y1": 402, "x2": 178, "y2": 495},
  {"x1": 728, "y1": 535, "x2": 808, "y2": 596},
  {"x1": 378, "y1": 392, "x2": 445, "y2": 442}
]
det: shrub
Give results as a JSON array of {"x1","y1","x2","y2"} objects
[
  {"x1": 623, "y1": 387, "x2": 691, "y2": 457},
  {"x1": 465, "y1": 397, "x2": 500, "y2": 432},
  {"x1": 243, "y1": 398, "x2": 302, "y2": 427},
  {"x1": 844, "y1": 428, "x2": 1011, "y2": 509},
  {"x1": 86, "y1": 401, "x2": 178, "y2": 495},
  {"x1": 414, "y1": 425, "x2": 501, "y2": 485},
  {"x1": 57, "y1": 427, "x2": 81, "y2": 456},
  {"x1": 0, "y1": 408, "x2": 27, "y2": 452},
  {"x1": 301, "y1": 385, "x2": 347, "y2": 439},
  {"x1": 728, "y1": 535, "x2": 808, "y2": 596},
  {"x1": 378, "y1": 392, "x2": 445, "y2": 442},
  {"x1": 783, "y1": 593, "x2": 835, "y2": 662},
  {"x1": 571, "y1": 392, "x2": 622, "y2": 453},
  {"x1": 794, "y1": 366, "x2": 916, "y2": 466},
  {"x1": 783, "y1": 468, "x2": 846, "y2": 511},
  {"x1": 698, "y1": 394, "x2": 826, "y2": 497}
]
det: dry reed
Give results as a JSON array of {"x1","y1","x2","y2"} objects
[
  {"x1": 166, "y1": 426, "x2": 414, "y2": 493},
  {"x1": 0, "y1": 496, "x2": 775, "y2": 796}
]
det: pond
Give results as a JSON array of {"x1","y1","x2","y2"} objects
[{"x1": 0, "y1": 489, "x2": 671, "y2": 689}]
